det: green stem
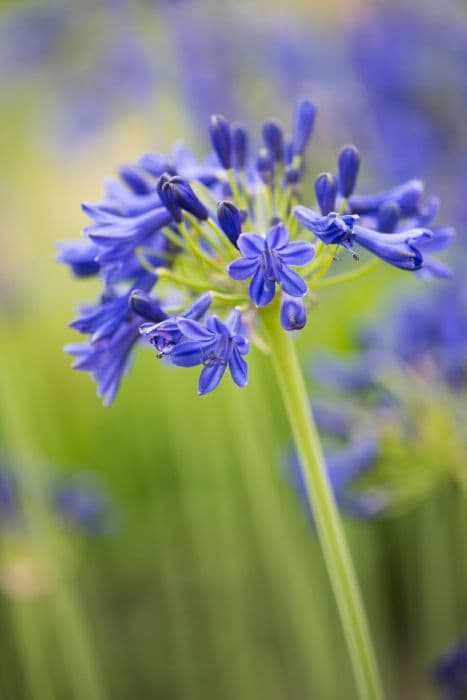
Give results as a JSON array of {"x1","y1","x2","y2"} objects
[
  {"x1": 260, "y1": 301, "x2": 385, "y2": 700},
  {"x1": 313, "y1": 258, "x2": 380, "y2": 289}
]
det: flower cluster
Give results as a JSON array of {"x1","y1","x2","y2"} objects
[
  {"x1": 288, "y1": 400, "x2": 390, "y2": 520},
  {"x1": 302, "y1": 277, "x2": 467, "y2": 514},
  {"x1": 59, "y1": 99, "x2": 454, "y2": 403}
]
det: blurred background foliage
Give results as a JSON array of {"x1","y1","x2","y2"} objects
[{"x1": 0, "y1": 0, "x2": 466, "y2": 698}]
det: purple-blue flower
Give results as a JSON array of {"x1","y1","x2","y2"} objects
[
  {"x1": 288, "y1": 435, "x2": 389, "y2": 520},
  {"x1": 228, "y1": 223, "x2": 315, "y2": 307},
  {"x1": 349, "y1": 179, "x2": 424, "y2": 217},
  {"x1": 56, "y1": 240, "x2": 101, "y2": 278},
  {"x1": 70, "y1": 273, "x2": 156, "y2": 342},
  {"x1": 0, "y1": 471, "x2": 18, "y2": 524},
  {"x1": 293, "y1": 208, "x2": 358, "y2": 247},
  {"x1": 53, "y1": 476, "x2": 113, "y2": 536},
  {"x1": 294, "y1": 205, "x2": 441, "y2": 271},
  {"x1": 170, "y1": 309, "x2": 249, "y2": 395},
  {"x1": 66, "y1": 320, "x2": 140, "y2": 407},
  {"x1": 140, "y1": 292, "x2": 212, "y2": 357}
]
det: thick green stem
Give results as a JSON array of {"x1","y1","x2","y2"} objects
[{"x1": 260, "y1": 301, "x2": 385, "y2": 700}]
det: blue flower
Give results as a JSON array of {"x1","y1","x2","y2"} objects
[
  {"x1": 294, "y1": 205, "x2": 436, "y2": 271},
  {"x1": 171, "y1": 309, "x2": 249, "y2": 395},
  {"x1": 353, "y1": 225, "x2": 432, "y2": 271},
  {"x1": 390, "y1": 281, "x2": 467, "y2": 388},
  {"x1": 288, "y1": 435, "x2": 389, "y2": 520},
  {"x1": 66, "y1": 320, "x2": 141, "y2": 406},
  {"x1": 0, "y1": 471, "x2": 17, "y2": 524},
  {"x1": 84, "y1": 206, "x2": 172, "y2": 269},
  {"x1": 349, "y1": 179, "x2": 424, "y2": 217},
  {"x1": 432, "y1": 639, "x2": 467, "y2": 700},
  {"x1": 312, "y1": 352, "x2": 379, "y2": 391},
  {"x1": 53, "y1": 476, "x2": 113, "y2": 536},
  {"x1": 228, "y1": 223, "x2": 315, "y2": 306},
  {"x1": 56, "y1": 239, "x2": 100, "y2": 278},
  {"x1": 70, "y1": 272, "x2": 156, "y2": 342},
  {"x1": 293, "y1": 207, "x2": 358, "y2": 247},
  {"x1": 140, "y1": 292, "x2": 212, "y2": 357}
]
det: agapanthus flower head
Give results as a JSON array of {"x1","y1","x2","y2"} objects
[{"x1": 60, "y1": 98, "x2": 454, "y2": 403}]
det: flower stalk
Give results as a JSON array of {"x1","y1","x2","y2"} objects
[{"x1": 260, "y1": 298, "x2": 385, "y2": 700}]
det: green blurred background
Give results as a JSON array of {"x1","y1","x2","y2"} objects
[{"x1": 0, "y1": 1, "x2": 466, "y2": 698}]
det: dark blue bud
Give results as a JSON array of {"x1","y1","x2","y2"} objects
[
  {"x1": 338, "y1": 145, "x2": 360, "y2": 197},
  {"x1": 256, "y1": 148, "x2": 274, "y2": 185},
  {"x1": 377, "y1": 200, "x2": 400, "y2": 233},
  {"x1": 217, "y1": 200, "x2": 241, "y2": 246},
  {"x1": 209, "y1": 114, "x2": 232, "y2": 169},
  {"x1": 169, "y1": 176, "x2": 209, "y2": 221},
  {"x1": 292, "y1": 99, "x2": 316, "y2": 156},
  {"x1": 262, "y1": 119, "x2": 285, "y2": 162},
  {"x1": 285, "y1": 167, "x2": 301, "y2": 187},
  {"x1": 130, "y1": 290, "x2": 167, "y2": 323},
  {"x1": 157, "y1": 174, "x2": 182, "y2": 223},
  {"x1": 315, "y1": 173, "x2": 337, "y2": 215},
  {"x1": 232, "y1": 123, "x2": 249, "y2": 169},
  {"x1": 183, "y1": 292, "x2": 213, "y2": 320},
  {"x1": 280, "y1": 294, "x2": 307, "y2": 331},
  {"x1": 118, "y1": 164, "x2": 151, "y2": 195}
]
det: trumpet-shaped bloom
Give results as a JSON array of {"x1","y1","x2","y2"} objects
[
  {"x1": 171, "y1": 309, "x2": 249, "y2": 395},
  {"x1": 228, "y1": 223, "x2": 314, "y2": 306}
]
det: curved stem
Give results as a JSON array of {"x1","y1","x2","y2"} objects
[
  {"x1": 260, "y1": 301, "x2": 385, "y2": 700},
  {"x1": 313, "y1": 257, "x2": 380, "y2": 289}
]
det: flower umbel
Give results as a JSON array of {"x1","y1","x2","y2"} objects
[{"x1": 59, "y1": 99, "x2": 454, "y2": 402}]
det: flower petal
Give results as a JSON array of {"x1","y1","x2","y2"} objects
[
  {"x1": 279, "y1": 265, "x2": 307, "y2": 296},
  {"x1": 227, "y1": 257, "x2": 258, "y2": 280},
  {"x1": 237, "y1": 233, "x2": 265, "y2": 258},
  {"x1": 170, "y1": 341, "x2": 203, "y2": 367},
  {"x1": 415, "y1": 226, "x2": 455, "y2": 254},
  {"x1": 279, "y1": 240, "x2": 315, "y2": 266},
  {"x1": 225, "y1": 308, "x2": 242, "y2": 335},
  {"x1": 266, "y1": 223, "x2": 289, "y2": 249},
  {"x1": 249, "y1": 266, "x2": 276, "y2": 307},
  {"x1": 229, "y1": 346, "x2": 248, "y2": 387},
  {"x1": 177, "y1": 318, "x2": 214, "y2": 342},
  {"x1": 198, "y1": 362, "x2": 227, "y2": 395},
  {"x1": 416, "y1": 257, "x2": 453, "y2": 279}
]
